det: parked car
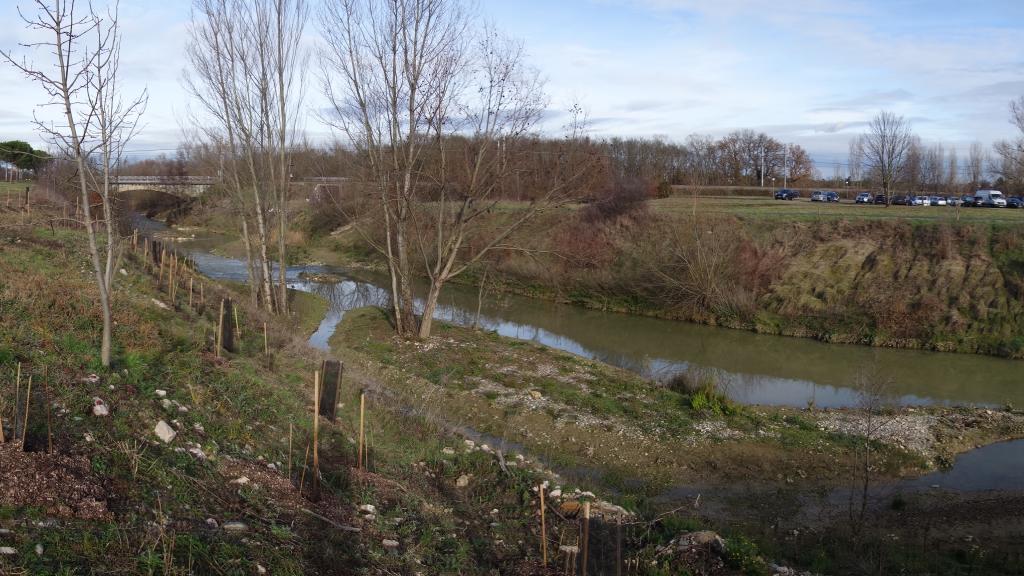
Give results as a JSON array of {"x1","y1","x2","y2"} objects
[
  {"x1": 974, "y1": 189, "x2": 1007, "y2": 207},
  {"x1": 892, "y1": 195, "x2": 910, "y2": 205},
  {"x1": 810, "y1": 191, "x2": 826, "y2": 202},
  {"x1": 873, "y1": 194, "x2": 887, "y2": 205},
  {"x1": 855, "y1": 192, "x2": 872, "y2": 204},
  {"x1": 1007, "y1": 196, "x2": 1023, "y2": 209},
  {"x1": 929, "y1": 195, "x2": 947, "y2": 206},
  {"x1": 961, "y1": 195, "x2": 977, "y2": 207},
  {"x1": 948, "y1": 196, "x2": 962, "y2": 207},
  {"x1": 825, "y1": 191, "x2": 839, "y2": 203},
  {"x1": 774, "y1": 188, "x2": 800, "y2": 200},
  {"x1": 911, "y1": 195, "x2": 928, "y2": 206}
]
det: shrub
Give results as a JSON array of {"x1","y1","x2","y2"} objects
[{"x1": 581, "y1": 176, "x2": 652, "y2": 223}]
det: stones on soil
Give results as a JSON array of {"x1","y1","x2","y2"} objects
[
  {"x1": 91, "y1": 397, "x2": 109, "y2": 417},
  {"x1": 154, "y1": 420, "x2": 176, "y2": 443}
]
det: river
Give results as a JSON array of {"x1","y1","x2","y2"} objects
[{"x1": 143, "y1": 220, "x2": 1024, "y2": 412}]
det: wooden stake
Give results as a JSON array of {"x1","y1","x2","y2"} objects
[
  {"x1": 13, "y1": 363, "x2": 21, "y2": 441},
  {"x1": 288, "y1": 423, "x2": 293, "y2": 479},
  {"x1": 263, "y1": 322, "x2": 269, "y2": 355},
  {"x1": 298, "y1": 441, "x2": 311, "y2": 493},
  {"x1": 43, "y1": 369, "x2": 52, "y2": 453},
  {"x1": 234, "y1": 306, "x2": 242, "y2": 339},
  {"x1": 616, "y1": 513, "x2": 623, "y2": 576},
  {"x1": 22, "y1": 375, "x2": 32, "y2": 446},
  {"x1": 189, "y1": 277, "x2": 194, "y2": 308},
  {"x1": 358, "y1": 390, "x2": 366, "y2": 470},
  {"x1": 312, "y1": 371, "x2": 321, "y2": 499},
  {"x1": 581, "y1": 502, "x2": 590, "y2": 576},
  {"x1": 216, "y1": 299, "x2": 225, "y2": 357},
  {"x1": 540, "y1": 484, "x2": 548, "y2": 566}
]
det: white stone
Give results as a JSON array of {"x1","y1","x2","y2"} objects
[
  {"x1": 222, "y1": 521, "x2": 248, "y2": 532},
  {"x1": 382, "y1": 539, "x2": 399, "y2": 549},
  {"x1": 548, "y1": 489, "x2": 562, "y2": 499},
  {"x1": 456, "y1": 474, "x2": 471, "y2": 488},
  {"x1": 441, "y1": 447, "x2": 455, "y2": 455},
  {"x1": 155, "y1": 390, "x2": 167, "y2": 398},
  {"x1": 0, "y1": 547, "x2": 15, "y2": 555},
  {"x1": 154, "y1": 420, "x2": 176, "y2": 443},
  {"x1": 91, "y1": 398, "x2": 109, "y2": 417},
  {"x1": 230, "y1": 477, "x2": 250, "y2": 485},
  {"x1": 358, "y1": 504, "x2": 376, "y2": 514},
  {"x1": 34, "y1": 543, "x2": 43, "y2": 556}
]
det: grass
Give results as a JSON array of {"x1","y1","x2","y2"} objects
[{"x1": 651, "y1": 194, "x2": 1024, "y2": 223}]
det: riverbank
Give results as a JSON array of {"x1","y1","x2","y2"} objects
[
  {"x1": 1, "y1": 202, "x2": 837, "y2": 574},
  {"x1": 299, "y1": 196, "x2": 1024, "y2": 360},
  {"x1": 330, "y1": 306, "x2": 1024, "y2": 574}
]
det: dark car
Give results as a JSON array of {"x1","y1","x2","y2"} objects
[
  {"x1": 774, "y1": 188, "x2": 800, "y2": 200},
  {"x1": 961, "y1": 195, "x2": 976, "y2": 207},
  {"x1": 892, "y1": 195, "x2": 910, "y2": 205},
  {"x1": 1008, "y1": 196, "x2": 1024, "y2": 209},
  {"x1": 825, "y1": 191, "x2": 839, "y2": 202},
  {"x1": 873, "y1": 194, "x2": 887, "y2": 205}
]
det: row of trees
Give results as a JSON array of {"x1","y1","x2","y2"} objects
[{"x1": 853, "y1": 101, "x2": 1024, "y2": 204}]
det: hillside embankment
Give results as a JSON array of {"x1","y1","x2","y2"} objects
[{"x1": 299, "y1": 195, "x2": 1024, "y2": 359}]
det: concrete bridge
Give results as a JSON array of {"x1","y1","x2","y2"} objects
[{"x1": 113, "y1": 176, "x2": 215, "y2": 198}]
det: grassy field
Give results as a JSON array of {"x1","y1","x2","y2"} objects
[{"x1": 654, "y1": 194, "x2": 1024, "y2": 223}]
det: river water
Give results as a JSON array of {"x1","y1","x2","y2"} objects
[
  {"x1": 146, "y1": 221, "x2": 1024, "y2": 411},
  {"x1": 141, "y1": 217, "x2": 1024, "y2": 494}
]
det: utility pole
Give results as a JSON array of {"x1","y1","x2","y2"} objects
[
  {"x1": 783, "y1": 145, "x2": 788, "y2": 188},
  {"x1": 760, "y1": 148, "x2": 765, "y2": 188}
]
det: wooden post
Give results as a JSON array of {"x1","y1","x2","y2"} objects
[
  {"x1": 234, "y1": 306, "x2": 241, "y2": 339},
  {"x1": 298, "y1": 441, "x2": 310, "y2": 493},
  {"x1": 189, "y1": 277, "x2": 194, "y2": 308},
  {"x1": 220, "y1": 299, "x2": 235, "y2": 353},
  {"x1": 132, "y1": 228, "x2": 138, "y2": 249},
  {"x1": 318, "y1": 361, "x2": 343, "y2": 422},
  {"x1": 216, "y1": 299, "x2": 225, "y2": 357},
  {"x1": 13, "y1": 363, "x2": 21, "y2": 441},
  {"x1": 288, "y1": 423, "x2": 293, "y2": 479},
  {"x1": 581, "y1": 502, "x2": 590, "y2": 576},
  {"x1": 358, "y1": 390, "x2": 366, "y2": 470},
  {"x1": 22, "y1": 375, "x2": 32, "y2": 447},
  {"x1": 540, "y1": 485, "x2": 548, "y2": 567},
  {"x1": 43, "y1": 370, "x2": 52, "y2": 453},
  {"x1": 263, "y1": 322, "x2": 269, "y2": 355},
  {"x1": 312, "y1": 371, "x2": 321, "y2": 499},
  {"x1": 616, "y1": 513, "x2": 622, "y2": 576}
]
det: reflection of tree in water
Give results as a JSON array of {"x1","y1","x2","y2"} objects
[{"x1": 303, "y1": 280, "x2": 389, "y2": 313}]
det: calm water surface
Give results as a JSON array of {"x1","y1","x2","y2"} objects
[{"x1": 144, "y1": 218, "x2": 1024, "y2": 411}]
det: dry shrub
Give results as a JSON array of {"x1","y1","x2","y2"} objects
[{"x1": 581, "y1": 177, "x2": 652, "y2": 223}]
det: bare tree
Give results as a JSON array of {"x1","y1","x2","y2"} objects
[
  {"x1": 3, "y1": 0, "x2": 146, "y2": 367},
  {"x1": 319, "y1": 0, "x2": 594, "y2": 338},
  {"x1": 968, "y1": 141, "x2": 986, "y2": 190},
  {"x1": 848, "y1": 135, "x2": 864, "y2": 185},
  {"x1": 993, "y1": 96, "x2": 1024, "y2": 187},
  {"x1": 862, "y1": 111, "x2": 913, "y2": 205},
  {"x1": 184, "y1": 0, "x2": 308, "y2": 314}
]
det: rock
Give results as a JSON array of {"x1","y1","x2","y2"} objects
[
  {"x1": 0, "y1": 547, "x2": 15, "y2": 555},
  {"x1": 151, "y1": 298, "x2": 170, "y2": 310},
  {"x1": 456, "y1": 474, "x2": 471, "y2": 488},
  {"x1": 464, "y1": 439, "x2": 475, "y2": 449},
  {"x1": 358, "y1": 504, "x2": 377, "y2": 514},
  {"x1": 119, "y1": 268, "x2": 128, "y2": 276},
  {"x1": 382, "y1": 538, "x2": 400, "y2": 551},
  {"x1": 230, "y1": 477, "x2": 250, "y2": 485},
  {"x1": 83, "y1": 432, "x2": 95, "y2": 442},
  {"x1": 363, "y1": 514, "x2": 376, "y2": 522},
  {"x1": 81, "y1": 373, "x2": 100, "y2": 384},
  {"x1": 155, "y1": 390, "x2": 167, "y2": 398},
  {"x1": 206, "y1": 518, "x2": 219, "y2": 529},
  {"x1": 689, "y1": 531, "x2": 726, "y2": 555},
  {"x1": 548, "y1": 489, "x2": 562, "y2": 499},
  {"x1": 222, "y1": 521, "x2": 248, "y2": 532},
  {"x1": 161, "y1": 399, "x2": 173, "y2": 410},
  {"x1": 154, "y1": 420, "x2": 176, "y2": 443},
  {"x1": 529, "y1": 390, "x2": 543, "y2": 400},
  {"x1": 92, "y1": 397, "x2": 109, "y2": 417},
  {"x1": 441, "y1": 447, "x2": 455, "y2": 455},
  {"x1": 256, "y1": 564, "x2": 267, "y2": 574},
  {"x1": 34, "y1": 543, "x2": 43, "y2": 556}
]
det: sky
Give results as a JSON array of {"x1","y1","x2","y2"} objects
[{"x1": 1, "y1": 0, "x2": 1022, "y2": 173}]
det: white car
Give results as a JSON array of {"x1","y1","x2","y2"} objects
[
  {"x1": 855, "y1": 192, "x2": 872, "y2": 204},
  {"x1": 975, "y1": 189, "x2": 1007, "y2": 207},
  {"x1": 929, "y1": 196, "x2": 947, "y2": 206}
]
